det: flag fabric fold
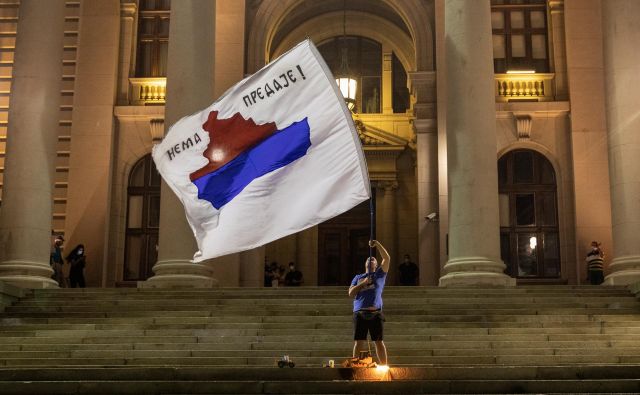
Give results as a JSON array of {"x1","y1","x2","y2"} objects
[{"x1": 152, "y1": 40, "x2": 370, "y2": 261}]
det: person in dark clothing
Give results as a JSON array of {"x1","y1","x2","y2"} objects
[
  {"x1": 50, "y1": 235, "x2": 66, "y2": 287},
  {"x1": 66, "y1": 244, "x2": 86, "y2": 288},
  {"x1": 398, "y1": 254, "x2": 419, "y2": 285},
  {"x1": 284, "y1": 262, "x2": 304, "y2": 286}
]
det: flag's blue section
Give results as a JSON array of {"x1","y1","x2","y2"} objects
[{"x1": 192, "y1": 118, "x2": 311, "y2": 209}]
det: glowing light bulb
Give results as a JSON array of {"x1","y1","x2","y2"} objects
[{"x1": 529, "y1": 236, "x2": 537, "y2": 249}]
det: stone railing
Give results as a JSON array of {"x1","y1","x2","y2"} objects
[
  {"x1": 495, "y1": 73, "x2": 555, "y2": 102},
  {"x1": 129, "y1": 77, "x2": 166, "y2": 105}
]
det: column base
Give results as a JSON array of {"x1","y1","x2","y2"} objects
[
  {"x1": 603, "y1": 255, "x2": 640, "y2": 286},
  {"x1": 140, "y1": 259, "x2": 218, "y2": 288},
  {"x1": 0, "y1": 260, "x2": 58, "y2": 289},
  {"x1": 439, "y1": 256, "x2": 515, "y2": 287}
]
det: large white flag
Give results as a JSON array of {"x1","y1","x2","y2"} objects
[{"x1": 152, "y1": 40, "x2": 370, "y2": 261}]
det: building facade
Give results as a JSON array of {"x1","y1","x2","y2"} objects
[{"x1": 0, "y1": 0, "x2": 638, "y2": 289}]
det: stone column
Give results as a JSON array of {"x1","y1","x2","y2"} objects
[
  {"x1": 202, "y1": 0, "x2": 247, "y2": 287},
  {"x1": 64, "y1": 0, "x2": 120, "y2": 288},
  {"x1": 601, "y1": 0, "x2": 640, "y2": 285},
  {"x1": 548, "y1": 0, "x2": 569, "y2": 100},
  {"x1": 439, "y1": 0, "x2": 514, "y2": 286},
  {"x1": 240, "y1": 247, "x2": 264, "y2": 287},
  {"x1": 408, "y1": 71, "x2": 439, "y2": 285},
  {"x1": 296, "y1": 227, "x2": 318, "y2": 286},
  {"x1": 117, "y1": 1, "x2": 137, "y2": 105},
  {"x1": 382, "y1": 51, "x2": 393, "y2": 114},
  {"x1": 0, "y1": 0, "x2": 66, "y2": 288},
  {"x1": 377, "y1": 181, "x2": 398, "y2": 283},
  {"x1": 564, "y1": 0, "x2": 612, "y2": 284},
  {"x1": 143, "y1": 0, "x2": 217, "y2": 288}
]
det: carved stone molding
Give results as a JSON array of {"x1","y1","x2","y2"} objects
[
  {"x1": 378, "y1": 180, "x2": 399, "y2": 193},
  {"x1": 150, "y1": 119, "x2": 164, "y2": 142},
  {"x1": 514, "y1": 113, "x2": 533, "y2": 141}
]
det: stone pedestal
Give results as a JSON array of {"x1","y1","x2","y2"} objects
[
  {"x1": 601, "y1": 0, "x2": 640, "y2": 286},
  {"x1": 439, "y1": 0, "x2": 514, "y2": 287},
  {"x1": 0, "y1": 0, "x2": 66, "y2": 289},
  {"x1": 143, "y1": 0, "x2": 217, "y2": 288}
]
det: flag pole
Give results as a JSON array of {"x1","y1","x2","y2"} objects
[{"x1": 368, "y1": 191, "x2": 374, "y2": 274}]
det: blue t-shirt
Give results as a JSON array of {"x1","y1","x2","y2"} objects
[{"x1": 351, "y1": 267, "x2": 387, "y2": 312}]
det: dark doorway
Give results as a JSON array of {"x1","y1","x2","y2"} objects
[
  {"x1": 123, "y1": 154, "x2": 160, "y2": 282},
  {"x1": 318, "y1": 200, "x2": 373, "y2": 286},
  {"x1": 498, "y1": 149, "x2": 560, "y2": 280}
]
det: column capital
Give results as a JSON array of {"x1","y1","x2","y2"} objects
[
  {"x1": 407, "y1": 71, "x2": 436, "y2": 101},
  {"x1": 408, "y1": 71, "x2": 437, "y2": 119},
  {"x1": 377, "y1": 180, "x2": 399, "y2": 193},
  {"x1": 413, "y1": 118, "x2": 437, "y2": 134},
  {"x1": 121, "y1": 1, "x2": 137, "y2": 18},
  {"x1": 548, "y1": 0, "x2": 564, "y2": 15}
]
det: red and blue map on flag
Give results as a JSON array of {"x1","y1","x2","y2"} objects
[
  {"x1": 190, "y1": 111, "x2": 311, "y2": 210},
  {"x1": 153, "y1": 40, "x2": 370, "y2": 261}
]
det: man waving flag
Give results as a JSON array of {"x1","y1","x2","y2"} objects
[{"x1": 152, "y1": 40, "x2": 370, "y2": 261}]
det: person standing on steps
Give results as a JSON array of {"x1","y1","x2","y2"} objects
[
  {"x1": 66, "y1": 244, "x2": 87, "y2": 288},
  {"x1": 398, "y1": 254, "x2": 419, "y2": 286},
  {"x1": 586, "y1": 241, "x2": 605, "y2": 285},
  {"x1": 50, "y1": 235, "x2": 66, "y2": 287},
  {"x1": 348, "y1": 239, "x2": 390, "y2": 366}
]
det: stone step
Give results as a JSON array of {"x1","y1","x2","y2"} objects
[
  {"x1": 1, "y1": 365, "x2": 640, "y2": 394},
  {"x1": 2, "y1": 378, "x2": 640, "y2": 394},
  {"x1": 3, "y1": 320, "x2": 639, "y2": 332},
  {"x1": 4, "y1": 346, "x2": 640, "y2": 360},
  {"x1": 4, "y1": 354, "x2": 640, "y2": 367},
  {"x1": 7, "y1": 314, "x2": 640, "y2": 330},
  {"x1": 4, "y1": 326, "x2": 640, "y2": 339},
  {"x1": 0, "y1": 328, "x2": 639, "y2": 344},
  {"x1": 15, "y1": 295, "x2": 638, "y2": 305},
  {"x1": 1, "y1": 339, "x2": 635, "y2": 352},
  {"x1": 1, "y1": 364, "x2": 640, "y2": 381}
]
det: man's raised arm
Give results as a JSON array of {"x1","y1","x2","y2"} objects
[{"x1": 370, "y1": 240, "x2": 391, "y2": 273}]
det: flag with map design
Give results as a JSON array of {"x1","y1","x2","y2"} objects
[{"x1": 152, "y1": 40, "x2": 370, "y2": 261}]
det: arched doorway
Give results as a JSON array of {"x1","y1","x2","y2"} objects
[
  {"x1": 498, "y1": 149, "x2": 560, "y2": 280},
  {"x1": 123, "y1": 154, "x2": 160, "y2": 281},
  {"x1": 318, "y1": 199, "x2": 373, "y2": 285}
]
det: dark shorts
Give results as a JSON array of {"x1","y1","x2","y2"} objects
[{"x1": 353, "y1": 310, "x2": 384, "y2": 341}]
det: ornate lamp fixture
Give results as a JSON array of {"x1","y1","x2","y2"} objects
[{"x1": 335, "y1": 0, "x2": 357, "y2": 111}]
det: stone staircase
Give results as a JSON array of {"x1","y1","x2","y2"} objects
[{"x1": 0, "y1": 285, "x2": 640, "y2": 394}]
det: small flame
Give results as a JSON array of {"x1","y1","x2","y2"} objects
[{"x1": 375, "y1": 364, "x2": 389, "y2": 373}]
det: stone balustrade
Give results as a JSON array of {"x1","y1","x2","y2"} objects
[
  {"x1": 495, "y1": 73, "x2": 555, "y2": 102},
  {"x1": 129, "y1": 77, "x2": 167, "y2": 105}
]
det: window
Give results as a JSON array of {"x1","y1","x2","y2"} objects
[
  {"x1": 318, "y1": 37, "x2": 410, "y2": 114},
  {"x1": 392, "y1": 53, "x2": 409, "y2": 113},
  {"x1": 124, "y1": 154, "x2": 161, "y2": 281},
  {"x1": 135, "y1": 0, "x2": 170, "y2": 77},
  {"x1": 498, "y1": 150, "x2": 560, "y2": 279},
  {"x1": 318, "y1": 36, "x2": 382, "y2": 114},
  {"x1": 491, "y1": 0, "x2": 549, "y2": 73}
]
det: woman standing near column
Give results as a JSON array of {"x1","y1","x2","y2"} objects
[{"x1": 66, "y1": 244, "x2": 87, "y2": 288}]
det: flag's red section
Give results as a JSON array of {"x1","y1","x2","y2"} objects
[{"x1": 190, "y1": 111, "x2": 277, "y2": 181}]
